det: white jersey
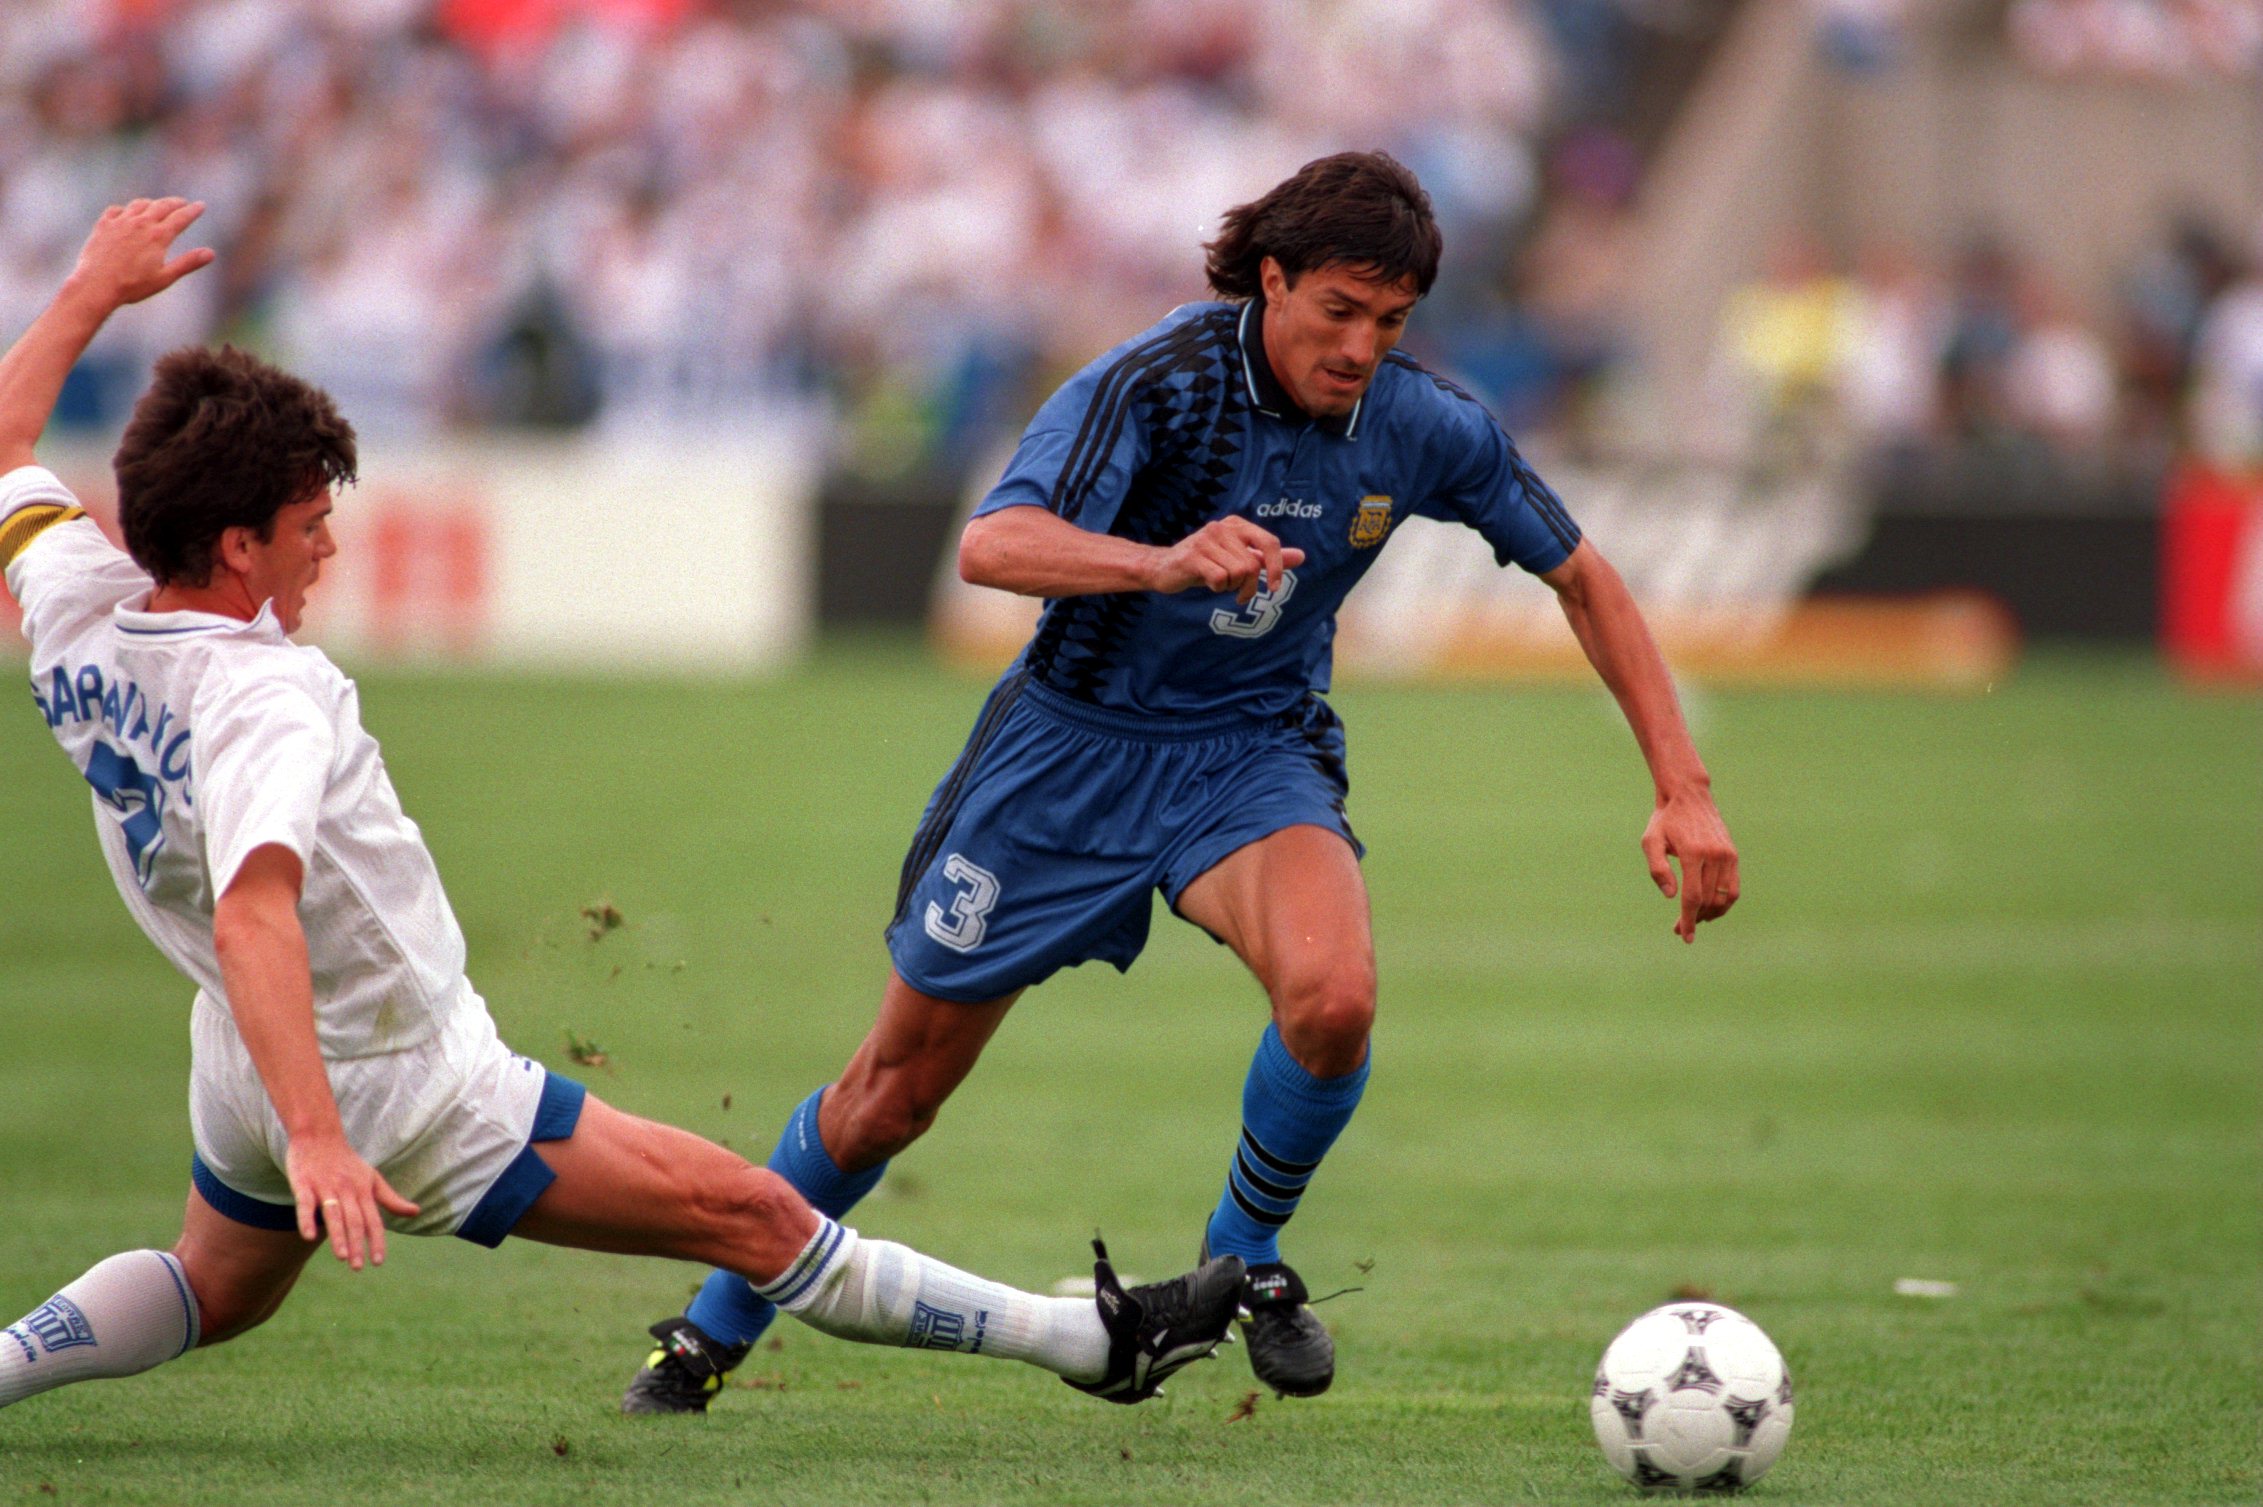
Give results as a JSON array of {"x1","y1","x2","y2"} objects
[{"x1": 3, "y1": 465, "x2": 474, "y2": 1060}]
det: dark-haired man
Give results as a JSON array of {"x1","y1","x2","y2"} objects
[
  {"x1": 0, "y1": 200, "x2": 1242, "y2": 1417},
  {"x1": 629, "y1": 151, "x2": 1740, "y2": 1409}
]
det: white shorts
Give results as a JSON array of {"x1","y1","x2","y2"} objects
[{"x1": 185, "y1": 990, "x2": 585, "y2": 1247}]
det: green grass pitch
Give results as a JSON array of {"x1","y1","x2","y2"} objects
[{"x1": 0, "y1": 643, "x2": 2254, "y2": 1505}]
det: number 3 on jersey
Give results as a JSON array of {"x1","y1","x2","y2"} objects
[
  {"x1": 924, "y1": 853, "x2": 1000, "y2": 952},
  {"x1": 1210, "y1": 568, "x2": 1297, "y2": 639}
]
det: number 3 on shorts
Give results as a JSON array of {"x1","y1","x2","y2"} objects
[{"x1": 924, "y1": 853, "x2": 1000, "y2": 952}]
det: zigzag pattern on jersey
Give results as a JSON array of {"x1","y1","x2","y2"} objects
[
  {"x1": 1382, "y1": 351, "x2": 1580, "y2": 553},
  {"x1": 1030, "y1": 307, "x2": 1249, "y2": 700},
  {"x1": 1046, "y1": 314, "x2": 1223, "y2": 523}
]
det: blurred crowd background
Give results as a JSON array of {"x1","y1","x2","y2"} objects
[{"x1": 3, "y1": 0, "x2": 2257, "y2": 490}]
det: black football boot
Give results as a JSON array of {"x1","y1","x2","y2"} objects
[
  {"x1": 1065, "y1": 1239, "x2": 1245, "y2": 1404},
  {"x1": 619, "y1": 1315, "x2": 752, "y2": 1415}
]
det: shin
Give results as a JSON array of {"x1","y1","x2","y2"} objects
[{"x1": 0, "y1": 1251, "x2": 199, "y2": 1409}]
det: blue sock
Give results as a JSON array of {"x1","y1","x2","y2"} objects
[
  {"x1": 683, "y1": 1086, "x2": 888, "y2": 1347},
  {"x1": 1203, "y1": 1023, "x2": 1370, "y2": 1267}
]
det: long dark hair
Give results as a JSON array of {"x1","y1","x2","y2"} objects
[
  {"x1": 1204, "y1": 150, "x2": 1443, "y2": 301},
  {"x1": 114, "y1": 345, "x2": 357, "y2": 586}
]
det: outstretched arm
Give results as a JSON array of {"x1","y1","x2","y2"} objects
[
  {"x1": 1541, "y1": 539, "x2": 1740, "y2": 943},
  {"x1": 0, "y1": 198, "x2": 212, "y2": 474}
]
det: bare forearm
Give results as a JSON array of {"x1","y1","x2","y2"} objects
[
  {"x1": 959, "y1": 506, "x2": 1161, "y2": 596},
  {"x1": 1557, "y1": 555, "x2": 1709, "y2": 800},
  {"x1": 213, "y1": 902, "x2": 344, "y2": 1144},
  {"x1": 0, "y1": 281, "x2": 114, "y2": 468},
  {"x1": 1544, "y1": 541, "x2": 1739, "y2": 938}
]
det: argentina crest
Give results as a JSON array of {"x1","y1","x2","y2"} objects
[{"x1": 1349, "y1": 495, "x2": 1393, "y2": 548}]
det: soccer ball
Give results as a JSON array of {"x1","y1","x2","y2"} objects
[{"x1": 1589, "y1": 1302, "x2": 1794, "y2": 1492}]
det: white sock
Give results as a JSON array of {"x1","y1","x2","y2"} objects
[
  {"x1": 0, "y1": 1251, "x2": 200, "y2": 1409},
  {"x1": 755, "y1": 1218, "x2": 1111, "y2": 1383}
]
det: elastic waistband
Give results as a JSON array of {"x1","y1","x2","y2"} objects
[{"x1": 1020, "y1": 680, "x2": 1272, "y2": 743}]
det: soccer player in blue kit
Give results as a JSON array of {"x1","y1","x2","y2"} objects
[{"x1": 624, "y1": 151, "x2": 1741, "y2": 1411}]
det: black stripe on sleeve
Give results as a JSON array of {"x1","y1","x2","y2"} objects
[
  {"x1": 1511, "y1": 449, "x2": 1579, "y2": 553},
  {"x1": 1049, "y1": 318, "x2": 1218, "y2": 523},
  {"x1": 1050, "y1": 323, "x2": 1191, "y2": 515}
]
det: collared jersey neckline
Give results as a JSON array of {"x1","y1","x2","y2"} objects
[{"x1": 113, "y1": 595, "x2": 287, "y2": 641}]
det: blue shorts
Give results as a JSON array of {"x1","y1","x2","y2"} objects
[{"x1": 884, "y1": 674, "x2": 1363, "y2": 1002}]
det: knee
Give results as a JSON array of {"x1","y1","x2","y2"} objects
[
  {"x1": 689, "y1": 1165, "x2": 804, "y2": 1245},
  {"x1": 1273, "y1": 963, "x2": 1376, "y2": 1078},
  {"x1": 687, "y1": 1165, "x2": 819, "y2": 1281}
]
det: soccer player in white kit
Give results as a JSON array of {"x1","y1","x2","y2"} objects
[{"x1": 0, "y1": 200, "x2": 1242, "y2": 1418}]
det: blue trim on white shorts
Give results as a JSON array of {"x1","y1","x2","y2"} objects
[
  {"x1": 455, "y1": 1071, "x2": 587, "y2": 1249},
  {"x1": 187, "y1": 1070, "x2": 589, "y2": 1248},
  {"x1": 189, "y1": 1154, "x2": 300, "y2": 1232}
]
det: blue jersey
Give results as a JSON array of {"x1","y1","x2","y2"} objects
[{"x1": 974, "y1": 299, "x2": 1582, "y2": 718}]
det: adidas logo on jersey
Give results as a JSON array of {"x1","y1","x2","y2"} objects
[{"x1": 1256, "y1": 499, "x2": 1323, "y2": 520}]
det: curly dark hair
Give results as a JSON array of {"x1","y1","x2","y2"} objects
[
  {"x1": 113, "y1": 345, "x2": 357, "y2": 587},
  {"x1": 1203, "y1": 150, "x2": 1443, "y2": 302}
]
